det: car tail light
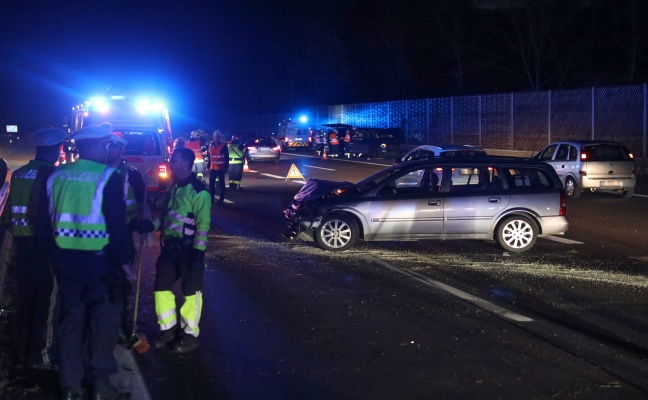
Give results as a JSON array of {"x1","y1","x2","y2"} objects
[
  {"x1": 560, "y1": 190, "x2": 567, "y2": 216},
  {"x1": 247, "y1": 146, "x2": 257, "y2": 151},
  {"x1": 629, "y1": 152, "x2": 634, "y2": 159},
  {"x1": 580, "y1": 151, "x2": 588, "y2": 160},
  {"x1": 579, "y1": 170, "x2": 587, "y2": 176},
  {"x1": 158, "y1": 163, "x2": 168, "y2": 179},
  {"x1": 284, "y1": 137, "x2": 288, "y2": 143},
  {"x1": 272, "y1": 146, "x2": 281, "y2": 152}
]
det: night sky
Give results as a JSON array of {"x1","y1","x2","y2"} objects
[
  {"x1": 2, "y1": 1, "x2": 648, "y2": 135},
  {"x1": 0, "y1": 0, "x2": 347, "y2": 133}
]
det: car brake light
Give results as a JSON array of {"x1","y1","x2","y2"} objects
[
  {"x1": 247, "y1": 146, "x2": 258, "y2": 151},
  {"x1": 579, "y1": 170, "x2": 587, "y2": 175},
  {"x1": 560, "y1": 190, "x2": 567, "y2": 216},
  {"x1": 272, "y1": 146, "x2": 281, "y2": 152},
  {"x1": 158, "y1": 164, "x2": 168, "y2": 179},
  {"x1": 580, "y1": 152, "x2": 588, "y2": 160},
  {"x1": 629, "y1": 152, "x2": 634, "y2": 159},
  {"x1": 283, "y1": 137, "x2": 288, "y2": 143}
]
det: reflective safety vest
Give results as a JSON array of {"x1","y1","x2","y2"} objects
[
  {"x1": 209, "y1": 142, "x2": 227, "y2": 170},
  {"x1": 186, "y1": 139, "x2": 204, "y2": 161},
  {"x1": 228, "y1": 143, "x2": 245, "y2": 164},
  {"x1": 344, "y1": 131, "x2": 351, "y2": 143},
  {"x1": 47, "y1": 160, "x2": 115, "y2": 251},
  {"x1": 160, "y1": 175, "x2": 211, "y2": 251},
  {"x1": 9, "y1": 159, "x2": 53, "y2": 237},
  {"x1": 117, "y1": 165, "x2": 139, "y2": 224},
  {"x1": 329, "y1": 133, "x2": 339, "y2": 146}
]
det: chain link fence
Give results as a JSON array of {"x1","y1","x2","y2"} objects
[{"x1": 255, "y1": 84, "x2": 648, "y2": 157}]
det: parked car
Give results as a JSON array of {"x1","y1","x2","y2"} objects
[
  {"x1": 399, "y1": 144, "x2": 487, "y2": 162},
  {"x1": 246, "y1": 136, "x2": 281, "y2": 163},
  {"x1": 283, "y1": 157, "x2": 568, "y2": 252},
  {"x1": 535, "y1": 140, "x2": 636, "y2": 199}
]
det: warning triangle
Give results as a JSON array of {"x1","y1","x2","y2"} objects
[{"x1": 286, "y1": 164, "x2": 304, "y2": 180}]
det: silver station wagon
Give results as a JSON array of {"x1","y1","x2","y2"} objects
[
  {"x1": 283, "y1": 157, "x2": 569, "y2": 252},
  {"x1": 535, "y1": 140, "x2": 636, "y2": 198}
]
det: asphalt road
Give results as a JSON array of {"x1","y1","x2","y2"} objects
[{"x1": 2, "y1": 146, "x2": 647, "y2": 399}]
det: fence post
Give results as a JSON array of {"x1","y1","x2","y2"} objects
[
  {"x1": 426, "y1": 98, "x2": 430, "y2": 145},
  {"x1": 478, "y1": 95, "x2": 482, "y2": 147},
  {"x1": 643, "y1": 83, "x2": 648, "y2": 157},
  {"x1": 451, "y1": 97, "x2": 454, "y2": 145},
  {"x1": 548, "y1": 90, "x2": 552, "y2": 145},
  {"x1": 510, "y1": 92, "x2": 514, "y2": 150},
  {"x1": 591, "y1": 87, "x2": 595, "y2": 140}
]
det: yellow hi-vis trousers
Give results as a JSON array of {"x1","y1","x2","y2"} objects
[{"x1": 154, "y1": 290, "x2": 203, "y2": 337}]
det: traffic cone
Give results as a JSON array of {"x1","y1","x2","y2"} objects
[
  {"x1": 243, "y1": 158, "x2": 250, "y2": 172},
  {"x1": 322, "y1": 147, "x2": 328, "y2": 160}
]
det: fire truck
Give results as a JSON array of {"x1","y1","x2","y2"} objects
[
  {"x1": 273, "y1": 118, "x2": 312, "y2": 151},
  {"x1": 71, "y1": 95, "x2": 173, "y2": 204}
]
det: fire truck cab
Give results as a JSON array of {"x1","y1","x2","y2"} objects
[{"x1": 71, "y1": 95, "x2": 173, "y2": 206}]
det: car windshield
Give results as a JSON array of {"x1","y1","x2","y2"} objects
[
  {"x1": 356, "y1": 165, "x2": 404, "y2": 189},
  {"x1": 119, "y1": 131, "x2": 161, "y2": 155}
]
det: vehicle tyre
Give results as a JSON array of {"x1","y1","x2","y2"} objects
[
  {"x1": 621, "y1": 187, "x2": 635, "y2": 198},
  {"x1": 315, "y1": 214, "x2": 358, "y2": 251},
  {"x1": 564, "y1": 177, "x2": 581, "y2": 199},
  {"x1": 495, "y1": 215, "x2": 538, "y2": 253}
]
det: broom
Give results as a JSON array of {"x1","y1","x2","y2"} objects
[{"x1": 128, "y1": 172, "x2": 152, "y2": 353}]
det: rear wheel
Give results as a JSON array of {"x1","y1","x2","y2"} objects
[
  {"x1": 565, "y1": 177, "x2": 581, "y2": 199},
  {"x1": 315, "y1": 214, "x2": 358, "y2": 251},
  {"x1": 496, "y1": 215, "x2": 538, "y2": 252}
]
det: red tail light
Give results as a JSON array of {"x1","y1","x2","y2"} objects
[
  {"x1": 247, "y1": 146, "x2": 258, "y2": 151},
  {"x1": 158, "y1": 164, "x2": 168, "y2": 179},
  {"x1": 560, "y1": 190, "x2": 567, "y2": 216},
  {"x1": 283, "y1": 137, "x2": 288, "y2": 143},
  {"x1": 272, "y1": 146, "x2": 281, "y2": 152}
]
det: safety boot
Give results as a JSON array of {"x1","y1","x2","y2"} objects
[
  {"x1": 172, "y1": 333, "x2": 199, "y2": 353},
  {"x1": 153, "y1": 327, "x2": 177, "y2": 349}
]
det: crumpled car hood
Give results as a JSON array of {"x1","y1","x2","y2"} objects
[{"x1": 293, "y1": 178, "x2": 354, "y2": 205}]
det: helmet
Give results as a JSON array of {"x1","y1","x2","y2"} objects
[{"x1": 191, "y1": 130, "x2": 201, "y2": 138}]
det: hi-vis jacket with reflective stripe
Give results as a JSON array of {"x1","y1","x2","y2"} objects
[
  {"x1": 9, "y1": 159, "x2": 54, "y2": 237},
  {"x1": 47, "y1": 160, "x2": 115, "y2": 251},
  {"x1": 227, "y1": 143, "x2": 245, "y2": 164},
  {"x1": 209, "y1": 142, "x2": 228, "y2": 170},
  {"x1": 159, "y1": 174, "x2": 210, "y2": 251}
]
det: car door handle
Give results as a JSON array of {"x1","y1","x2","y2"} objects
[
  {"x1": 489, "y1": 198, "x2": 501, "y2": 203},
  {"x1": 428, "y1": 200, "x2": 440, "y2": 206}
]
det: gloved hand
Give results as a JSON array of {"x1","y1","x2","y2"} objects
[
  {"x1": 190, "y1": 249, "x2": 205, "y2": 270},
  {"x1": 128, "y1": 218, "x2": 155, "y2": 234}
]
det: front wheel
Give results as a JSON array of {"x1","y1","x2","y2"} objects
[
  {"x1": 496, "y1": 215, "x2": 538, "y2": 252},
  {"x1": 315, "y1": 214, "x2": 358, "y2": 251}
]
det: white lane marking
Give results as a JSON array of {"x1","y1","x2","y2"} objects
[
  {"x1": 629, "y1": 256, "x2": 648, "y2": 262},
  {"x1": 260, "y1": 173, "x2": 286, "y2": 179},
  {"x1": 362, "y1": 255, "x2": 533, "y2": 322},
  {"x1": 633, "y1": 193, "x2": 648, "y2": 198},
  {"x1": 302, "y1": 165, "x2": 336, "y2": 171},
  {"x1": 542, "y1": 236, "x2": 584, "y2": 245},
  {"x1": 113, "y1": 345, "x2": 152, "y2": 400},
  {"x1": 289, "y1": 153, "x2": 389, "y2": 167}
]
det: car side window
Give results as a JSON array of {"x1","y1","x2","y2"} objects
[
  {"x1": 569, "y1": 145, "x2": 578, "y2": 160},
  {"x1": 555, "y1": 144, "x2": 569, "y2": 161},
  {"x1": 449, "y1": 166, "x2": 501, "y2": 192},
  {"x1": 505, "y1": 168, "x2": 551, "y2": 188},
  {"x1": 378, "y1": 168, "x2": 427, "y2": 195},
  {"x1": 539, "y1": 144, "x2": 558, "y2": 161}
]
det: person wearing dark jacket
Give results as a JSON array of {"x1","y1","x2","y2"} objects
[
  {"x1": 5, "y1": 128, "x2": 66, "y2": 370},
  {"x1": 36, "y1": 123, "x2": 133, "y2": 400}
]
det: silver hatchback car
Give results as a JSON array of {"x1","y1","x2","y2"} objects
[
  {"x1": 535, "y1": 141, "x2": 636, "y2": 198},
  {"x1": 283, "y1": 157, "x2": 569, "y2": 252}
]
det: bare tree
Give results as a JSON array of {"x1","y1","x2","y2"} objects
[{"x1": 485, "y1": 0, "x2": 594, "y2": 90}]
